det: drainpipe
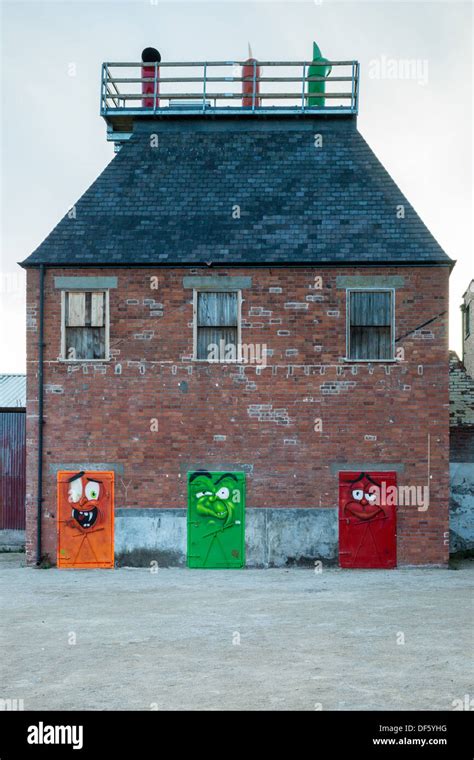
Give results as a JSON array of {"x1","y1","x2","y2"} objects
[{"x1": 36, "y1": 264, "x2": 45, "y2": 565}]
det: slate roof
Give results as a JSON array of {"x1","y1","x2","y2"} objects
[
  {"x1": 21, "y1": 117, "x2": 452, "y2": 267},
  {"x1": 0, "y1": 375, "x2": 26, "y2": 408},
  {"x1": 449, "y1": 352, "x2": 474, "y2": 426}
]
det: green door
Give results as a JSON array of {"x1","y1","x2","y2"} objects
[{"x1": 187, "y1": 471, "x2": 245, "y2": 568}]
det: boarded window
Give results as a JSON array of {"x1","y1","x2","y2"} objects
[
  {"x1": 196, "y1": 291, "x2": 239, "y2": 360},
  {"x1": 348, "y1": 290, "x2": 393, "y2": 360},
  {"x1": 64, "y1": 291, "x2": 107, "y2": 360}
]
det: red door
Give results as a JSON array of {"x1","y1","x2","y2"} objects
[{"x1": 339, "y1": 471, "x2": 396, "y2": 568}]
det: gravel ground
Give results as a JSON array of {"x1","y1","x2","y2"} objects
[{"x1": 1, "y1": 553, "x2": 472, "y2": 711}]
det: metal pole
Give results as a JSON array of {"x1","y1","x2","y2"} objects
[
  {"x1": 36, "y1": 264, "x2": 45, "y2": 565},
  {"x1": 100, "y1": 64, "x2": 106, "y2": 115},
  {"x1": 202, "y1": 62, "x2": 207, "y2": 112},
  {"x1": 252, "y1": 60, "x2": 256, "y2": 112},
  {"x1": 301, "y1": 63, "x2": 306, "y2": 111},
  {"x1": 355, "y1": 62, "x2": 360, "y2": 114},
  {"x1": 350, "y1": 63, "x2": 353, "y2": 111},
  {"x1": 153, "y1": 61, "x2": 158, "y2": 114}
]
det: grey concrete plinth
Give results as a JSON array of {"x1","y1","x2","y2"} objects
[{"x1": 114, "y1": 507, "x2": 338, "y2": 567}]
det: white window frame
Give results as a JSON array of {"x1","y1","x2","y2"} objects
[
  {"x1": 345, "y1": 287, "x2": 396, "y2": 362},
  {"x1": 60, "y1": 289, "x2": 110, "y2": 362},
  {"x1": 192, "y1": 289, "x2": 242, "y2": 362}
]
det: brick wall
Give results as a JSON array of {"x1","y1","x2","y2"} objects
[
  {"x1": 25, "y1": 264, "x2": 451, "y2": 566},
  {"x1": 450, "y1": 427, "x2": 474, "y2": 462},
  {"x1": 449, "y1": 350, "x2": 474, "y2": 462},
  {"x1": 462, "y1": 281, "x2": 474, "y2": 379}
]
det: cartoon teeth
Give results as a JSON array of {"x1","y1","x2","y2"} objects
[
  {"x1": 72, "y1": 507, "x2": 98, "y2": 529},
  {"x1": 72, "y1": 509, "x2": 92, "y2": 519}
]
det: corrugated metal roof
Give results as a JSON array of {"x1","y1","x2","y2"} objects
[{"x1": 0, "y1": 375, "x2": 26, "y2": 408}]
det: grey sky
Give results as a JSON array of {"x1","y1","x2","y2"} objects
[{"x1": 1, "y1": 0, "x2": 472, "y2": 372}]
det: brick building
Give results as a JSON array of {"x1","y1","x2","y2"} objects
[
  {"x1": 461, "y1": 280, "x2": 474, "y2": 380},
  {"x1": 0, "y1": 375, "x2": 26, "y2": 551},
  {"x1": 21, "y1": 54, "x2": 453, "y2": 568},
  {"x1": 449, "y1": 280, "x2": 474, "y2": 555}
]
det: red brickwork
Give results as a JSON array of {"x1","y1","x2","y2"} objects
[{"x1": 25, "y1": 265, "x2": 450, "y2": 566}]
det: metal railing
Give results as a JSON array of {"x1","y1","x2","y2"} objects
[{"x1": 100, "y1": 60, "x2": 359, "y2": 117}]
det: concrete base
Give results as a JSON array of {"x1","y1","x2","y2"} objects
[
  {"x1": 115, "y1": 509, "x2": 187, "y2": 567},
  {"x1": 115, "y1": 508, "x2": 338, "y2": 568},
  {"x1": 0, "y1": 530, "x2": 25, "y2": 552},
  {"x1": 450, "y1": 463, "x2": 474, "y2": 554}
]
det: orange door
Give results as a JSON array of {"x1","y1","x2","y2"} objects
[{"x1": 57, "y1": 471, "x2": 114, "y2": 568}]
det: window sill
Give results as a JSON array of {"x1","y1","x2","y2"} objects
[
  {"x1": 343, "y1": 357, "x2": 399, "y2": 363},
  {"x1": 191, "y1": 358, "x2": 249, "y2": 364},
  {"x1": 58, "y1": 357, "x2": 111, "y2": 363}
]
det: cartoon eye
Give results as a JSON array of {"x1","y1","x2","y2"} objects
[
  {"x1": 68, "y1": 478, "x2": 83, "y2": 503},
  {"x1": 216, "y1": 487, "x2": 230, "y2": 500},
  {"x1": 85, "y1": 481, "x2": 100, "y2": 501},
  {"x1": 196, "y1": 491, "x2": 212, "y2": 499},
  {"x1": 351, "y1": 489, "x2": 364, "y2": 501},
  {"x1": 365, "y1": 491, "x2": 377, "y2": 503}
]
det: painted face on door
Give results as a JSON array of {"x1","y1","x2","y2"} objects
[
  {"x1": 67, "y1": 472, "x2": 104, "y2": 530},
  {"x1": 189, "y1": 471, "x2": 239, "y2": 528},
  {"x1": 343, "y1": 472, "x2": 383, "y2": 521}
]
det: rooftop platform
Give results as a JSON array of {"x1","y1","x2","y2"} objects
[{"x1": 101, "y1": 59, "x2": 359, "y2": 147}]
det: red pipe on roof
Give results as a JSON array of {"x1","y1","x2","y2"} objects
[
  {"x1": 141, "y1": 47, "x2": 161, "y2": 108},
  {"x1": 242, "y1": 44, "x2": 261, "y2": 107}
]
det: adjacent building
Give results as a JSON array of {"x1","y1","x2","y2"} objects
[
  {"x1": 449, "y1": 280, "x2": 474, "y2": 554},
  {"x1": 0, "y1": 374, "x2": 26, "y2": 549}
]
